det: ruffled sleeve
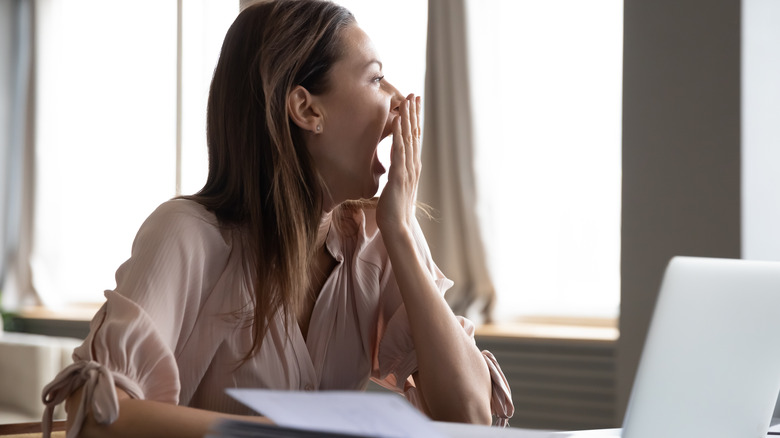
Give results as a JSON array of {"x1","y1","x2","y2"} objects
[
  {"x1": 368, "y1": 217, "x2": 514, "y2": 426},
  {"x1": 42, "y1": 294, "x2": 180, "y2": 438},
  {"x1": 483, "y1": 350, "x2": 514, "y2": 426},
  {"x1": 41, "y1": 200, "x2": 230, "y2": 438}
]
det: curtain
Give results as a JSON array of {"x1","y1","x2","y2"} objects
[
  {"x1": 418, "y1": 0, "x2": 496, "y2": 322},
  {"x1": 0, "y1": 0, "x2": 38, "y2": 312}
]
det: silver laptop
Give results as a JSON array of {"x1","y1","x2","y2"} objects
[{"x1": 562, "y1": 256, "x2": 780, "y2": 438}]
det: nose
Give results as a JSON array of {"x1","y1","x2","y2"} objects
[{"x1": 386, "y1": 81, "x2": 405, "y2": 115}]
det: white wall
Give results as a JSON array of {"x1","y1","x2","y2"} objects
[{"x1": 742, "y1": 0, "x2": 780, "y2": 262}]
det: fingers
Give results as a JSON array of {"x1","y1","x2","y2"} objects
[
  {"x1": 405, "y1": 95, "x2": 422, "y2": 186},
  {"x1": 389, "y1": 94, "x2": 422, "y2": 192},
  {"x1": 390, "y1": 112, "x2": 405, "y2": 183},
  {"x1": 414, "y1": 95, "x2": 422, "y2": 178},
  {"x1": 415, "y1": 96, "x2": 422, "y2": 132},
  {"x1": 408, "y1": 94, "x2": 418, "y2": 141},
  {"x1": 402, "y1": 98, "x2": 414, "y2": 178},
  {"x1": 407, "y1": 96, "x2": 419, "y2": 179}
]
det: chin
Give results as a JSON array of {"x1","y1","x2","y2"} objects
[
  {"x1": 367, "y1": 176, "x2": 382, "y2": 198},
  {"x1": 361, "y1": 189, "x2": 379, "y2": 201},
  {"x1": 356, "y1": 186, "x2": 378, "y2": 201}
]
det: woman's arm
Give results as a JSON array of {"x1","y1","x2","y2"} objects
[
  {"x1": 66, "y1": 386, "x2": 271, "y2": 438},
  {"x1": 376, "y1": 95, "x2": 493, "y2": 425},
  {"x1": 383, "y1": 228, "x2": 493, "y2": 424}
]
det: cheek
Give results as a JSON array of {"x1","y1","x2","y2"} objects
[
  {"x1": 369, "y1": 97, "x2": 391, "y2": 133},
  {"x1": 353, "y1": 98, "x2": 389, "y2": 142},
  {"x1": 330, "y1": 90, "x2": 391, "y2": 153}
]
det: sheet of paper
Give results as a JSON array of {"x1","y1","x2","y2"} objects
[{"x1": 227, "y1": 388, "x2": 447, "y2": 438}]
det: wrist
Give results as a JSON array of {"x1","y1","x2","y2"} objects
[{"x1": 378, "y1": 220, "x2": 413, "y2": 242}]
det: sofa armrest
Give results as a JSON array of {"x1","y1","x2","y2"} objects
[{"x1": 0, "y1": 333, "x2": 82, "y2": 423}]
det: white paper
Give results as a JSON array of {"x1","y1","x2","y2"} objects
[{"x1": 227, "y1": 388, "x2": 448, "y2": 438}]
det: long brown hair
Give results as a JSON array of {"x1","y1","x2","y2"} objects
[{"x1": 186, "y1": 0, "x2": 355, "y2": 360}]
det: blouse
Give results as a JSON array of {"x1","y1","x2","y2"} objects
[{"x1": 41, "y1": 199, "x2": 514, "y2": 437}]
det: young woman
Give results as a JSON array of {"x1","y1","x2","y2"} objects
[{"x1": 41, "y1": 1, "x2": 514, "y2": 437}]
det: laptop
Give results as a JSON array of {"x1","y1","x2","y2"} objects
[{"x1": 560, "y1": 256, "x2": 780, "y2": 438}]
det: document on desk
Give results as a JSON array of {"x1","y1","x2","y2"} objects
[
  {"x1": 222, "y1": 388, "x2": 447, "y2": 438},
  {"x1": 213, "y1": 388, "x2": 569, "y2": 438}
]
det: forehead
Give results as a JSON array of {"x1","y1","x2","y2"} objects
[{"x1": 337, "y1": 24, "x2": 380, "y2": 68}]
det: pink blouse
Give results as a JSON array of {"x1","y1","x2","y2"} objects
[{"x1": 41, "y1": 200, "x2": 514, "y2": 437}]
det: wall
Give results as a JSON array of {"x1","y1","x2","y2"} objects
[
  {"x1": 742, "y1": 0, "x2": 780, "y2": 262},
  {"x1": 619, "y1": 0, "x2": 741, "y2": 422}
]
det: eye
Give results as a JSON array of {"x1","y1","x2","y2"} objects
[{"x1": 372, "y1": 75, "x2": 385, "y2": 83}]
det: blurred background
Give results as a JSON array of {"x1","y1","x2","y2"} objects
[{"x1": 1, "y1": 0, "x2": 778, "y2": 431}]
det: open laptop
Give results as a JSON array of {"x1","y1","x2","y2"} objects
[{"x1": 560, "y1": 256, "x2": 780, "y2": 438}]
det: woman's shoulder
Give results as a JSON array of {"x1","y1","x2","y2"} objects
[
  {"x1": 148, "y1": 198, "x2": 219, "y2": 225},
  {"x1": 135, "y1": 198, "x2": 231, "y2": 250}
]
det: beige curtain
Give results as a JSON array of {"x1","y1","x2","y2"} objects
[
  {"x1": 418, "y1": 0, "x2": 495, "y2": 322},
  {"x1": 1, "y1": 0, "x2": 39, "y2": 312}
]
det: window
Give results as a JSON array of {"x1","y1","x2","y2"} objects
[
  {"x1": 33, "y1": 0, "x2": 237, "y2": 306},
  {"x1": 467, "y1": 0, "x2": 623, "y2": 320},
  {"x1": 28, "y1": 0, "x2": 621, "y2": 321}
]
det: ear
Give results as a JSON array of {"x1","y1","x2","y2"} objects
[{"x1": 287, "y1": 85, "x2": 322, "y2": 133}]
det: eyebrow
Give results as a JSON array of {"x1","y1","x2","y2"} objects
[{"x1": 365, "y1": 59, "x2": 383, "y2": 70}]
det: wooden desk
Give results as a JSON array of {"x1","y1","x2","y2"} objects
[{"x1": 0, "y1": 421, "x2": 66, "y2": 437}]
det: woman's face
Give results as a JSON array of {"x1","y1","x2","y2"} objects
[{"x1": 308, "y1": 24, "x2": 404, "y2": 209}]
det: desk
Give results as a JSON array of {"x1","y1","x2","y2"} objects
[
  {"x1": 0, "y1": 421, "x2": 66, "y2": 438},
  {"x1": 0, "y1": 434, "x2": 65, "y2": 438},
  {"x1": 433, "y1": 422, "x2": 619, "y2": 438}
]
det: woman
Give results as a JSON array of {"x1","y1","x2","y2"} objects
[{"x1": 41, "y1": 1, "x2": 514, "y2": 437}]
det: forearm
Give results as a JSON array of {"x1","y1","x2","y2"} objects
[
  {"x1": 79, "y1": 400, "x2": 226, "y2": 438},
  {"x1": 67, "y1": 386, "x2": 269, "y2": 438},
  {"x1": 383, "y1": 225, "x2": 492, "y2": 425}
]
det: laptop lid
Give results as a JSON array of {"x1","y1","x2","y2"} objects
[{"x1": 621, "y1": 256, "x2": 780, "y2": 438}]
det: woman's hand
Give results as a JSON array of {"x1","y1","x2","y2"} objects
[{"x1": 376, "y1": 94, "x2": 422, "y2": 236}]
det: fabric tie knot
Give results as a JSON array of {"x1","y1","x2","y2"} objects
[{"x1": 41, "y1": 360, "x2": 120, "y2": 438}]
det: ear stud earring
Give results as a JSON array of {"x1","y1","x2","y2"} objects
[{"x1": 316, "y1": 125, "x2": 321, "y2": 132}]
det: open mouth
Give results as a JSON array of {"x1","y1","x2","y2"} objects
[
  {"x1": 372, "y1": 115, "x2": 397, "y2": 182},
  {"x1": 374, "y1": 137, "x2": 391, "y2": 178},
  {"x1": 373, "y1": 151, "x2": 386, "y2": 175}
]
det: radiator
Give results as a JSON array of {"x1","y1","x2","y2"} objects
[{"x1": 476, "y1": 335, "x2": 617, "y2": 431}]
